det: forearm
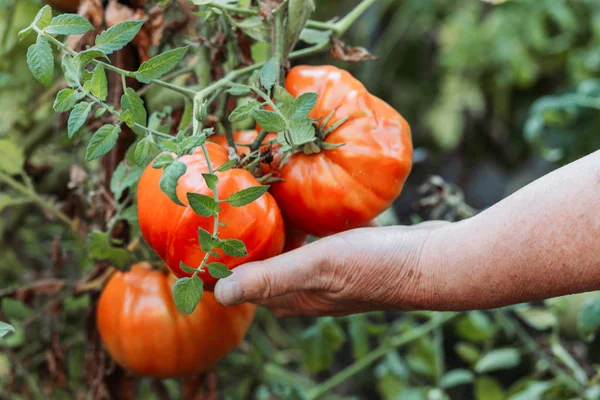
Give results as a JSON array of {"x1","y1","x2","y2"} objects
[{"x1": 424, "y1": 150, "x2": 600, "y2": 310}]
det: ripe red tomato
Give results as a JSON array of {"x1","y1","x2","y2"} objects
[
  {"x1": 271, "y1": 65, "x2": 413, "y2": 237},
  {"x1": 96, "y1": 263, "x2": 256, "y2": 378},
  {"x1": 137, "y1": 142, "x2": 285, "y2": 289}
]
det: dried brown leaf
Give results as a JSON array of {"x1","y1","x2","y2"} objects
[{"x1": 329, "y1": 37, "x2": 379, "y2": 63}]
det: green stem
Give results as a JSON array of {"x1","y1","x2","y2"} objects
[
  {"x1": 306, "y1": 313, "x2": 459, "y2": 399},
  {"x1": 273, "y1": 5, "x2": 285, "y2": 82},
  {"x1": 250, "y1": 130, "x2": 269, "y2": 152},
  {"x1": 332, "y1": 0, "x2": 376, "y2": 36},
  {"x1": 0, "y1": 171, "x2": 74, "y2": 228}
]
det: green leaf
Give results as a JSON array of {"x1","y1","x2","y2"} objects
[
  {"x1": 135, "y1": 46, "x2": 189, "y2": 83},
  {"x1": 198, "y1": 228, "x2": 218, "y2": 252},
  {"x1": 61, "y1": 55, "x2": 81, "y2": 87},
  {"x1": 274, "y1": 85, "x2": 295, "y2": 108},
  {"x1": 95, "y1": 20, "x2": 144, "y2": 55},
  {"x1": 260, "y1": 58, "x2": 277, "y2": 92},
  {"x1": 19, "y1": 5, "x2": 52, "y2": 41},
  {"x1": 252, "y1": 109, "x2": 286, "y2": 132},
  {"x1": 202, "y1": 173, "x2": 218, "y2": 191},
  {"x1": 221, "y1": 239, "x2": 247, "y2": 257},
  {"x1": 178, "y1": 100, "x2": 193, "y2": 131},
  {"x1": 439, "y1": 369, "x2": 474, "y2": 389},
  {"x1": 76, "y1": 49, "x2": 109, "y2": 69},
  {"x1": 474, "y1": 348, "x2": 521, "y2": 374},
  {"x1": 216, "y1": 159, "x2": 237, "y2": 172},
  {"x1": 134, "y1": 137, "x2": 152, "y2": 166},
  {"x1": 179, "y1": 261, "x2": 198, "y2": 275},
  {"x1": 292, "y1": 92, "x2": 318, "y2": 119},
  {"x1": 226, "y1": 85, "x2": 252, "y2": 96},
  {"x1": 159, "y1": 138, "x2": 178, "y2": 152},
  {"x1": 0, "y1": 321, "x2": 14, "y2": 338},
  {"x1": 187, "y1": 193, "x2": 219, "y2": 217},
  {"x1": 348, "y1": 314, "x2": 369, "y2": 359},
  {"x1": 299, "y1": 28, "x2": 331, "y2": 45},
  {"x1": 0, "y1": 139, "x2": 24, "y2": 175},
  {"x1": 26, "y1": 38, "x2": 54, "y2": 88},
  {"x1": 159, "y1": 161, "x2": 186, "y2": 206},
  {"x1": 95, "y1": 107, "x2": 107, "y2": 117},
  {"x1": 110, "y1": 162, "x2": 143, "y2": 200},
  {"x1": 289, "y1": 117, "x2": 316, "y2": 146},
  {"x1": 68, "y1": 102, "x2": 92, "y2": 138},
  {"x1": 91, "y1": 66, "x2": 108, "y2": 101},
  {"x1": 229, "y1": 101, "x2": 259, "y2": 122},
  {"x1": 120, "y1": 88, "x2": 147, "y2": 135},
  {"x1": 173, "y1": 275, "x2": 204, "y2": 314},
  {"x1": 46, "y1": 14, "x2": 94, "y2": 36},
  {"x1": 85, "y1": 124, "x2": 121, "y2": 161},
  {"x1": 179, "y1": 135, "x2": 204, "y2": 155},
  {"x1": 301, "y1": 317, "x2": 346, "y2": 373},
  {"x1": 152, "y1": 153, "x2": 174, "y2": 169},
  {"x1": 474, "y1": 377, "x2": 504, "y2": 400},
  {"x1": 235, "y1": 16, "x2": 270, "y2": 42},
  {"x1": 207, "y1": 262, "x2": 232, "y2": 279},
  {"x1": 118, "y1": 109, "x2": 135, "y2": 128},
  {"x1": 225, "y1": 185, "x2": 269, "y2": 207},
  {"x1": 88, "y1": 231, "x2": 130, "y2": 269},
  {"x1": 578, "y1": 297, "x2": 600, "y2": 341},
  {"x1": 285, "y1": 0, "x2": 315, "y2": 54},
  {"x1": 53, "y1": 88, "x2": 78, "y2": 112}
]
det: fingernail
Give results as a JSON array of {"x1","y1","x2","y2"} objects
[{"x1": 215, "y1": 279, "x2": 243, "y2": 306}]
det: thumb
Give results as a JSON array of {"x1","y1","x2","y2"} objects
[{"x1": 214, "y1": 241, "x2": 330, "y2": 306}]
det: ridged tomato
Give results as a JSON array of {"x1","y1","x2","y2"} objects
[
  {"x1": 270, "y1": 65, "x2": 413, "y2": 237},
  {"x1": 96, "y1": 263, "x2": 256, "y2": 378},
  {"x1": 137, "y1": 142, "x2": 285, "y2": 289}
]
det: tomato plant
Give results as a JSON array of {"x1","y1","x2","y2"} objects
[
  {"x1": 137, "y1": 142, "x2": 285, "y2": 291},
  {"x1": 96, "y1": 263, "x2": 256, "y2": 378}
]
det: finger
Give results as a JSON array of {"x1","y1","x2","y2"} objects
[{"x1": 214, "y1": 240, "x2": 331, "y2": 306}]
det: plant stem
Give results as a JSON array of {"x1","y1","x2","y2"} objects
[
  {"x1": 250, "y1": 130, "x2": 269, "y2": 152},
  {"x1": 274, "y1": 5, "x2": 285, "y2": 82},
  {"x1": 332, "y1": 0, "x2": 376, "y2": 36},
  {"x1": 306, "y1": 312, "x2": 459, "y2": 399}
]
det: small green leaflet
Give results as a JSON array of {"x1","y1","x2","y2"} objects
[
  {"x1": 95, "y1": 20, "x2": 144, "y2": 55},
  {"x1": 207, "y1": 262, "x2": 232, "y2": 279},
  {"x1": 110, "y1": 162, "x2": 143, "y2": 200},
  {"x1": 76, "y1": 49, "x2": 109, "y2": 69},
  {"x1": 252, "y1": 109, "x2": 286, "y2": 132},
  {"x1": 299, "y1": 28, "x2": 331, "y2": 45},
  {"x1": 173, "y1": 275, "x2": 204, "y2": 314},
  {"x1": 0, "y1": 321, "x2": 15, "y2": 338},
  {"x1": 159, "y1": 161, "x2": 186, "y2": 206},
  {"x1": 118, "y1": 109, "x2": 135, "y2": 128},
  {"x1": 226, "y1": 85, "x2": 252, "y2": 96},
  {"x1": 19, "y1": 5, "x2": 52, "y2": 41},
  {"x1": 0, "y1": 139, "x2": 25, "y2": 175},
  {"x1": 289, "y1": 117, "x2": 316, "y2": 146},
  {"x1": 179, "y1": 261, "x2": 198, "y2": 275},
  {"x1": 91, "y1": 66, "x2": 108, "y2": 101},
  {"x1": 179, "y1": 136, "x2": 204, "y2": 155},
  {"x1": 260, "y1": 58, "x2": 277, "y2": 92},
  {"x1": 235, "y1": 16, "x2": 270, "y2": 43},
  {"x1": 95, "y1": 107, "x2": 107, "y2": 118},
  {"x1": 159, "y1": 138, "x2": 178, "y2": 152},
  {"x1": 216, "y1": 159, "x2": 237, "y2": 172},
  {"x1": 152, "y1": 153, "x2": 174, "y2": 168},
  {"x1": 229, "y1": 101, "x2": 259, "y2": 123},
  {"x1": 26, "y1": 38, "x2": 54, "y2": 88},
  {"x1": 46, "y1": 14, "x2": 94, "y2": 36},
  {"x1": 226, "y1": 186, "x2": 269, "y2": 207},
  {"x1": 291, "y1": 92, "x2": 318, "y2": 119},
  {"x1": 202, "y1": 173, "x2": 218, "y2": 190},
  {"x1": 61, "y1": 55, "x2": 81, "y2": 87},
  {"x1": 198, "y1": 228, "x2": 219, "y2": 252},
  {"x1": 134, "y1": 137, "x2": 152, "y2": 166},
  {"x1": 187, "y1": 193, "x2": 219, "y2": 217},
  {"x1": 88, "y1": 231, "x2": 130, "y2": 269},
  {"x1": 135, "y1": 46, "x2": 189, "y2": 83},
  {"x1": 53, "y1": 88, "x2": 78, "y2": 112},
  {"x1": 85, "y1": 124, "x2": 121, "y2": 161},
  {"x1": 221, "y1": 239, "x2": 247, "y2": 257},
  {"x1": 578, "y1": 298, "x2": 600, "y2": 341},
  {"x1": 68, "y1": 102, "x2": 92, "y2": 138},
  {"x1": 120, "y1": 88, "x2": 147, "y2": 135}
]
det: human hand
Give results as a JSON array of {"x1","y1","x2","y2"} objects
[{"x1": 214, "y1": 222, "x2": 449, "y2": 317}]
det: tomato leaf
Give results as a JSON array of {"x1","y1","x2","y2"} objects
[
  {"x1": 179, "y1": 261, "x2": 198, "y2": 275},
  {"x1": 68, "y1": 102, "x2": 92, "y2": 138},
  {"x1": 179, "y1": 135, "x2": 204, "y2": 155},
  {"x1": 26, "y1": 38, "x2": 54, "y2": 88},
  {"x1": 226, "y1": 85, "x2": 252, "y2": 96},
  {"x1": 19, "y1": 5, "x2": 52, "y2": 41},
  {"x1": 53, "y1": 89, "x2": 78, "y2": 112},
  {"x1": 95, "y1": 20, "x2": 144, "y2": 55},
  {"x1": 134, "y1": 137, "x2": 152, "y2": 166},
  {"x1": 301, "y1": 317, "x2": 346, "y2": 373},
  {"x1": 120, "y1": 88, "x2": 147, "y2": 136},
  {"x1": 202, "y1": 173, "x2": 218, "y2": 191},
  {"x1": 135, "y1": 46, "x2": 189, "y2": 83},
  {"x1": 76, "y1": 49, "x2": 109, "y2": 69},
  {"x1": 85, "y1": 124, "x2": 121, "y2": 161},
  {"x1": 292, "y1": 92, "x2": 318, "y2": 119},
  {"x1": 187, "y1": 193, "x2": 219, "y2": 217},
  {"x1": 578, "y1": 297, "x2": 600, "y2": 341},
  {"x1": 152, "y1": 153, "x2": 174, "y2": 169},
  {"x1": 159, "y1": 161, "x2": 186, "y2": 206},
  {"x1": 221, "y1": 239, "x2": 247, "y2": 257},
  {"x1": 225, "y1": 186, "x2": 269, "y2": 207},
  {"x1": 158, "y1": 138, "x2": 178, "y2": 152},
  {"x1": 61, "y1": 55, "x2": 81, "y2": 87},
  {"x1": 474, "y1": 348, "x2": 521, "y2": 374},
  {"x1": 0, "y1": 321, "x2": 14, "y2": 339},
  {"x1": 252, "y1": 110, "x2": 286, "y2": 132},
  {"x1": 216, "y1": 159, "x2": 237, "y2": 172},
  {"x1": 229, "y1": 101, "x2": 259, "y2": 123},
  {"x1": 110, "y1": 162, "x2": 143, "y2": 200},
  {"x1": 260, "y1": 58, "x2": 277, "y2": 92},
  {"x1": 207, "y1": 262, "x2": 232, "y2": 279},
  {"x1": 198, "y1": 228, "x2": 219, "y2": 252},
  {"x1": 289, "y1": 117, "x2": 316, "y2": 146},
  {"x1": 88, "y1": 231, "x2": 130, "y2": 269},
  {"x1": 173, "y1": 275, "x2": 204, "y2": 314},
  {"x1": 46, "y1": 14, "x2": 94, "y2": 36},
  {"x1": 0, "y1": 139, "x2": 24, "y2": 175},
  {"x1": 91, "y1": 66, "x2": 108, "y2": 101}
]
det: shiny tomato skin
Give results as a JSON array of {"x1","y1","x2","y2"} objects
[
  {"x1": 96, "y1": 263, "x2": 256, "y2": 378},
  {"x1": 137, "y1": 142, "x2": 285, "y2": 290},
  {"x1": 271, "y1": 65, "x2": 413, "y2": 237}
]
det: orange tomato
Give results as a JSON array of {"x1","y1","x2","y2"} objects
[
  {"x1": 96, "y1": 263, "x2": 256, "y2": 378},
  {"x1": 137, "y1": 142, "x2": 285, "y2": 289}
]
